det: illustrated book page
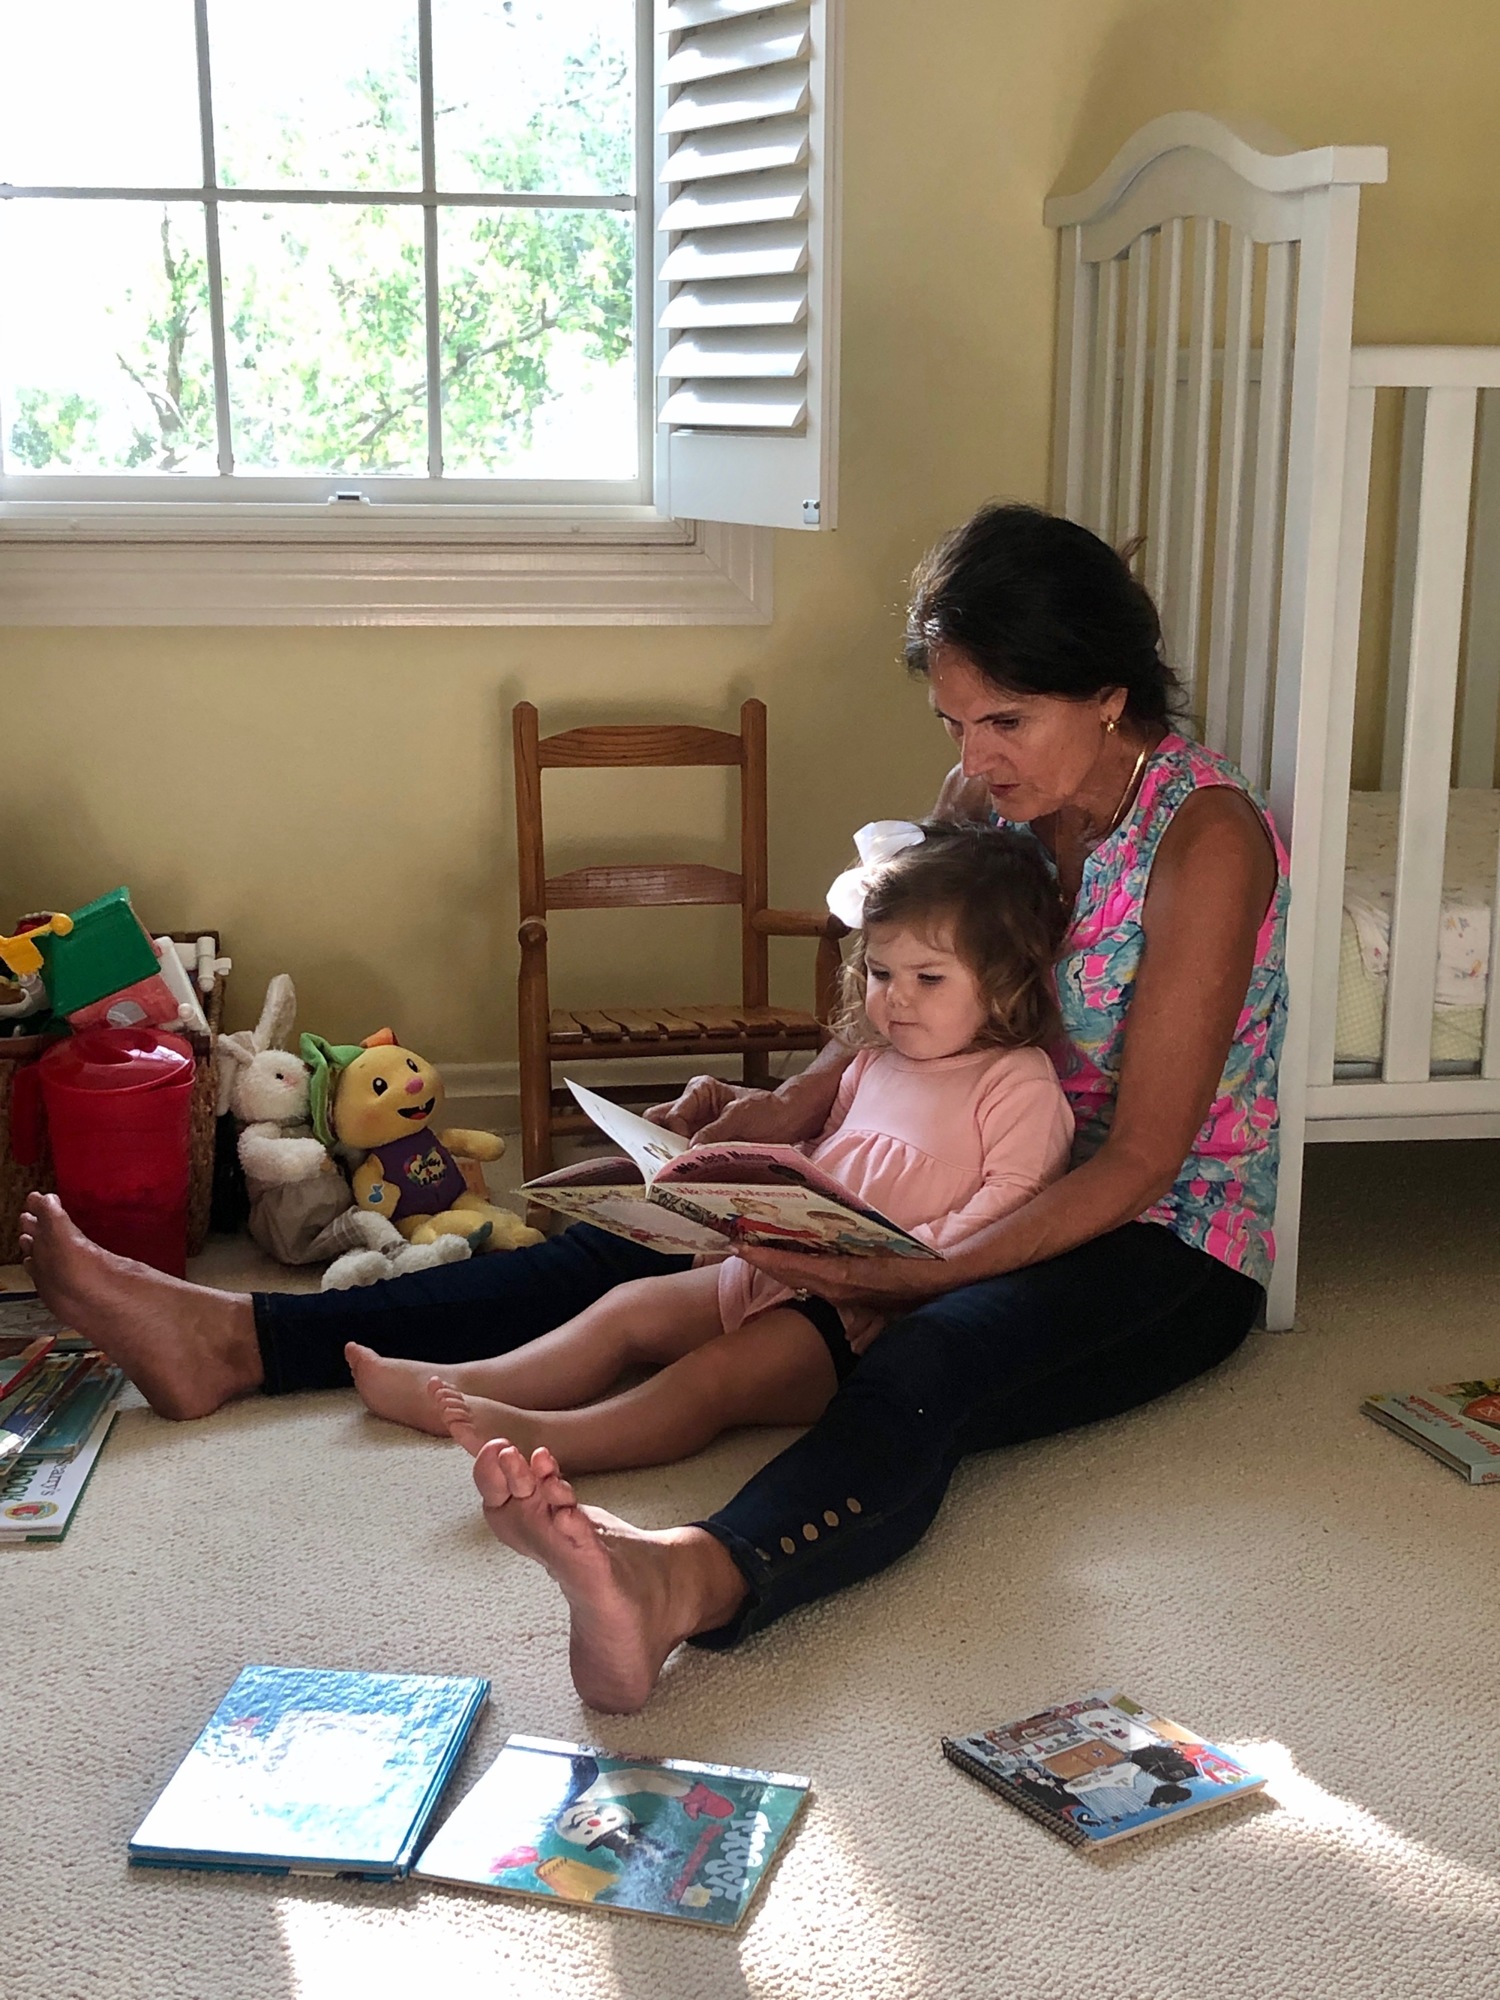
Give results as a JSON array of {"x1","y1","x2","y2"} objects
[
  {"x1": 414, "y1": 1733, "x2": 810, "y2": 1928},
  {"x1": 522, "y1": 1080, "x2": 937, "y2": 1260}
]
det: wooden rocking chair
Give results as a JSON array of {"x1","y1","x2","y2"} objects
[{"x1": 514, "y1": 699, "x2": 847, "y2": 1181}]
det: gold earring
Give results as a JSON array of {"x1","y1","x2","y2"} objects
[{"x1": 1104, "y1": 716, "x2": 1118, "y2": 735}]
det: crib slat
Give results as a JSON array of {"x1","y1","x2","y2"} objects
[
  {"x1": 1458, "y1": 388, "x2": 1500, "y2": 787},
  {"x1": 1146, "y1": 217, "x2": 1183, "y2": 608},
  {"x1": 1090, "y1": 256, "x2": 1122, "y2": 539},
  {"x1": 1381, "y1": 390, "x2": 1427, "y2": 789},
  {"x1": 1308, "y1": 384, "x2": 1376, "y2": 1084},
  {"x1": 1052, "y1": 226, "x2": 1095, "y2": 519},
  {"x1": 1174, "y1": 219, "x2": 1217, "y2": 710},
  {"x1": 1385, "y1": 386, "x2": 1479, "y2": 1082},
  {"x1": 1237, "y1": 241, "x2": 1294, "y2": 790},
  {"x1": 1205, "y1": 230, "x2": 1254, "y2": 758},
  {"x1": 1116, "y1": 234, "x2": 1152, "y2": 545}
]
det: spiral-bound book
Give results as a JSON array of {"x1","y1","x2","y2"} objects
[{"x1": 942, "y1": 1692, "x2": 1265, "y2": 1849}]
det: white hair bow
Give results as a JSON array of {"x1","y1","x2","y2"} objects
[{"x1": 825, "y1": 820, "x2": 926, "y2": 930}]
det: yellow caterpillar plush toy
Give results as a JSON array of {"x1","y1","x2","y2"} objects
[{"x1": 302, "y1": 1031, "x2": 542, "y2": 1251}]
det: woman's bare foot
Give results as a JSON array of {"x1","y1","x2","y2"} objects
[
  {"x1": 345, "y1": 1344, "x2": 456, "y2": 1436},
  {"x1": 470, "y1": 1439, "x2": 747, "y2": 1713},
  {"x1": 18, "y1": 1192, "x2": 261, "y2": 1420},
  {"x1": 431, "y1": 1379, "x2": 541, "y2": 1457}
]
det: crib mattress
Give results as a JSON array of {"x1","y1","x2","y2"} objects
[{"x1": 1335, "y1": 789, "x2": 1499, "y2": 1068}]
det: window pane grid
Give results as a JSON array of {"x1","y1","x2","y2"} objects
[
  {"x1": 0, "y1": 1, "x2": 641, "y2": 495},
  {"x1": 194, "y1": 0, "x2": 234, "y2": 474},
  {"x1": 418, "y1": 0, "x2": 443, "y2": 477}
]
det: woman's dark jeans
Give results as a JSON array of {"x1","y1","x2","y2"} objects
[{"x1": 253, "y1": 1220, "x2": 1260, "y2": 1647}]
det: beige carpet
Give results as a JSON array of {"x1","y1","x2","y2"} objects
[{"x1": 9, "y1": 1141, "x2": 1500, "y2": 2000}]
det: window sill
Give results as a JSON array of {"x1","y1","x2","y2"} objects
[{"x1": 0, "y1": 511, "x2": 773, "y2": 627}]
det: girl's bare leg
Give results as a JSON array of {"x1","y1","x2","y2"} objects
[
  {"x1": 346, "y1": 1264, "x2": 726, "y2": 1434},
  {"x1": 434, "y1": 1308, "x2": 839, "y2": 1473}
]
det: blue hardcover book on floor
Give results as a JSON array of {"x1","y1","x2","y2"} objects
[{"x1": 128, "y1": 1665, "x2": 489, "y2": 1879}]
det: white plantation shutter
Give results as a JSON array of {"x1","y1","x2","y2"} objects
[{"x1": 654, "y1": 0, "x2": 842, "y2": 530}]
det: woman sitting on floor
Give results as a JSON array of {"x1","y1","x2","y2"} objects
[
  {"x1": 349, "y1": 820, "x2": 1074, "y2": 1473},
  {"x1": 19, "y1": 501, "x2": 1286, "y2": 1715}
]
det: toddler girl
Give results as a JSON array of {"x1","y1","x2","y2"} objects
[{"x1": 347, "y1": 820, "x2": 1075, "y2": 1474}]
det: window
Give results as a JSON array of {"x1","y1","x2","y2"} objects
[
  {"x1": 0, "y1": 0, "x2": 840, "y2": 624},
  {"x1": 1, "y1": 0, "x2": 646, "y2": 506}
]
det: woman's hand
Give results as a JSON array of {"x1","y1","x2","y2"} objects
[
  {"x1": 645, "y1": 1075, "x2": 761, "y2": 1141},
  {"x1": 736, "y1": 1244, "x2": 956, "y2": 1315},
  {"x1": 645, "y1": 1077, "x2": 801, "y2": 1145},
  {"x1": 646, "y1": 1041, "x2": 855, "y2": 1145}
]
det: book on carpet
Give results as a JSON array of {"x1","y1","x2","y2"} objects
[
  {"x1": 0, "y1": 1293, "x2": 93, "y2": 1355},
  {"x1": 0, "y1": 1351, "x2": 97, "y2": 1468},
  {"x1": 25, "y1": 1356, "x2": 126, "y2": 1458},
  {"x1": 0, "y1": 1294, "x2": 68, "y2": 1343},
  {"x1": 413, "y1": 1733, "x2": 810, "y2": 1928},
  {"x1": 941, "y1": 1692, "x2": 1266, "y2": 1850},
  {"x1": 522, "y1": 1079, "x2": 938, "y2": 1261},
  {"x1": 0, "y1": 1397, "x2": 119, "y2": 1541},
  {"x1": 0, "y1": 1329, "x2": 55, "y2": 1399},
  {"x1": 1362, "y1": 1380, "x2": 1500, "y2": 1482},
  {"x1": 128, "y1": 1665, "x2": 490, "y2": 1879}
]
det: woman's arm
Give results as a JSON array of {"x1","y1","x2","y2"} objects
[
  {"x1": 647, "y1": 1035, "x2": 855, "y2": 1145},
  {"x1": 739, "y1": 788, "x2": 1277, "y2": 1307}
]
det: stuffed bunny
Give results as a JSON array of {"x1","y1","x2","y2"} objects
[
  {"x1": 218, "y1": 976, "x2": 475, "y2": 1284},
  {"x1": 216, "y1": 975, "x2": 356, "y2": 1265}
]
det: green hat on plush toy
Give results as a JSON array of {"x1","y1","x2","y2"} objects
[
  {"x1": 301, "y1": 1027, "x2": 400, "y2": 1146},
  {"x1": 300, "y1": 1033, "x2": 365, "y2": 1148}
]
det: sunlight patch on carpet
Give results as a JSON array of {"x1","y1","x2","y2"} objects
[{"x1": 1229, "y1": 1740, "x2": 1500, "y2": 1911}]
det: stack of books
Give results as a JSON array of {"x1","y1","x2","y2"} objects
[{"x1": 0, "y1": 1295, "x2": 124, "y2": 1542}]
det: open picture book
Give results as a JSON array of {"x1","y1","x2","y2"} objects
[
  {"x1": 413, "y1": 1734, "x2": 809, "y2": 1929},
  {"x1": 522, "y1": 1080, "x2": 938, "y2": 1261}
]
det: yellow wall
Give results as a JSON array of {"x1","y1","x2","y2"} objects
[{"x1": 4, "y1": 0, "x2": 1493, "y2": 1058}]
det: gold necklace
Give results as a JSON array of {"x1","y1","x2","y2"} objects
[{"x1": 1100, "y1": 739, "x2": 1153, "y2": 840}]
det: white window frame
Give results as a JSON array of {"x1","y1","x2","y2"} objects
[{"x1": 0, "y1": 0, "x2": 839, "y2": 626}]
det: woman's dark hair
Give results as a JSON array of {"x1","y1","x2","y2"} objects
[
  {"x1": 835, "y1": 820, "x2": 1068, "y2": 1052},
  {"x1": 904, "y1": 502, "x2": 1182, "y2": 726}
]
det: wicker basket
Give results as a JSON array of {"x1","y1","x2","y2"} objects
[
  {"x1": 0, "y1": 1028, "x2": 55, "y2": 1267},
  {"x1": 0, "y1": 932, "x2": 227, "y2": 1266}
]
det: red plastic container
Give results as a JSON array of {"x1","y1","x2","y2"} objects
[{"x1": 12, "y1": 1028, "x2": 195, "y2": 1276}]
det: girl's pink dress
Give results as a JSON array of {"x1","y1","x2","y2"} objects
[{"x1": 717, "y1": 1043, "x2": 1074, "y2": 1341}]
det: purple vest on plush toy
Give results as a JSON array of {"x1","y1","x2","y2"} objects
[{"x1": 369, "y1": 1130, "x2": 466, "y2": 1216}]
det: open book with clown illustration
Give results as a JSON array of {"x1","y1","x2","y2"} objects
[
  {"x1": 413, "y1": 1734, "x2": 809, "y2": 1928},
  {"x1": 520, "y1": 1079, "x2": 938, "y2": 1260}
]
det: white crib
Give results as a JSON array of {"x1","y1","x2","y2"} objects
[{"x1": 1043, "y1": 114, "x2": 1500, "y2": 1330}]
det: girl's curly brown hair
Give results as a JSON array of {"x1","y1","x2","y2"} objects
[{"x1": 833, "y1": 820, "x2": 1068, "y2": 1052}]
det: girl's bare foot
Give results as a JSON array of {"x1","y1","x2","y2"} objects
[
  {"x1": 470, "y1": 1439, "x2": 747, "y2": 1713},
  {"x1": 345, "y1": 1344, "x2": 455, "y2": 1435},
  {"x1": 430, "y1": 1379, "x2": 540, "y2": 1457},
  {"x1": 18, "y1": 1192, "x2": 261, "y2": 1420}
]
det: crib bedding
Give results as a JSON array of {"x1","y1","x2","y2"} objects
[{"x1": 1335, "y1": 790, "x2": 1500, "y2": 1068}]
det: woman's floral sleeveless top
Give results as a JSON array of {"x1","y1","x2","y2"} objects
[{"x1": 1017, "y1": 733, "x2": 1289, "y2": 1290}]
